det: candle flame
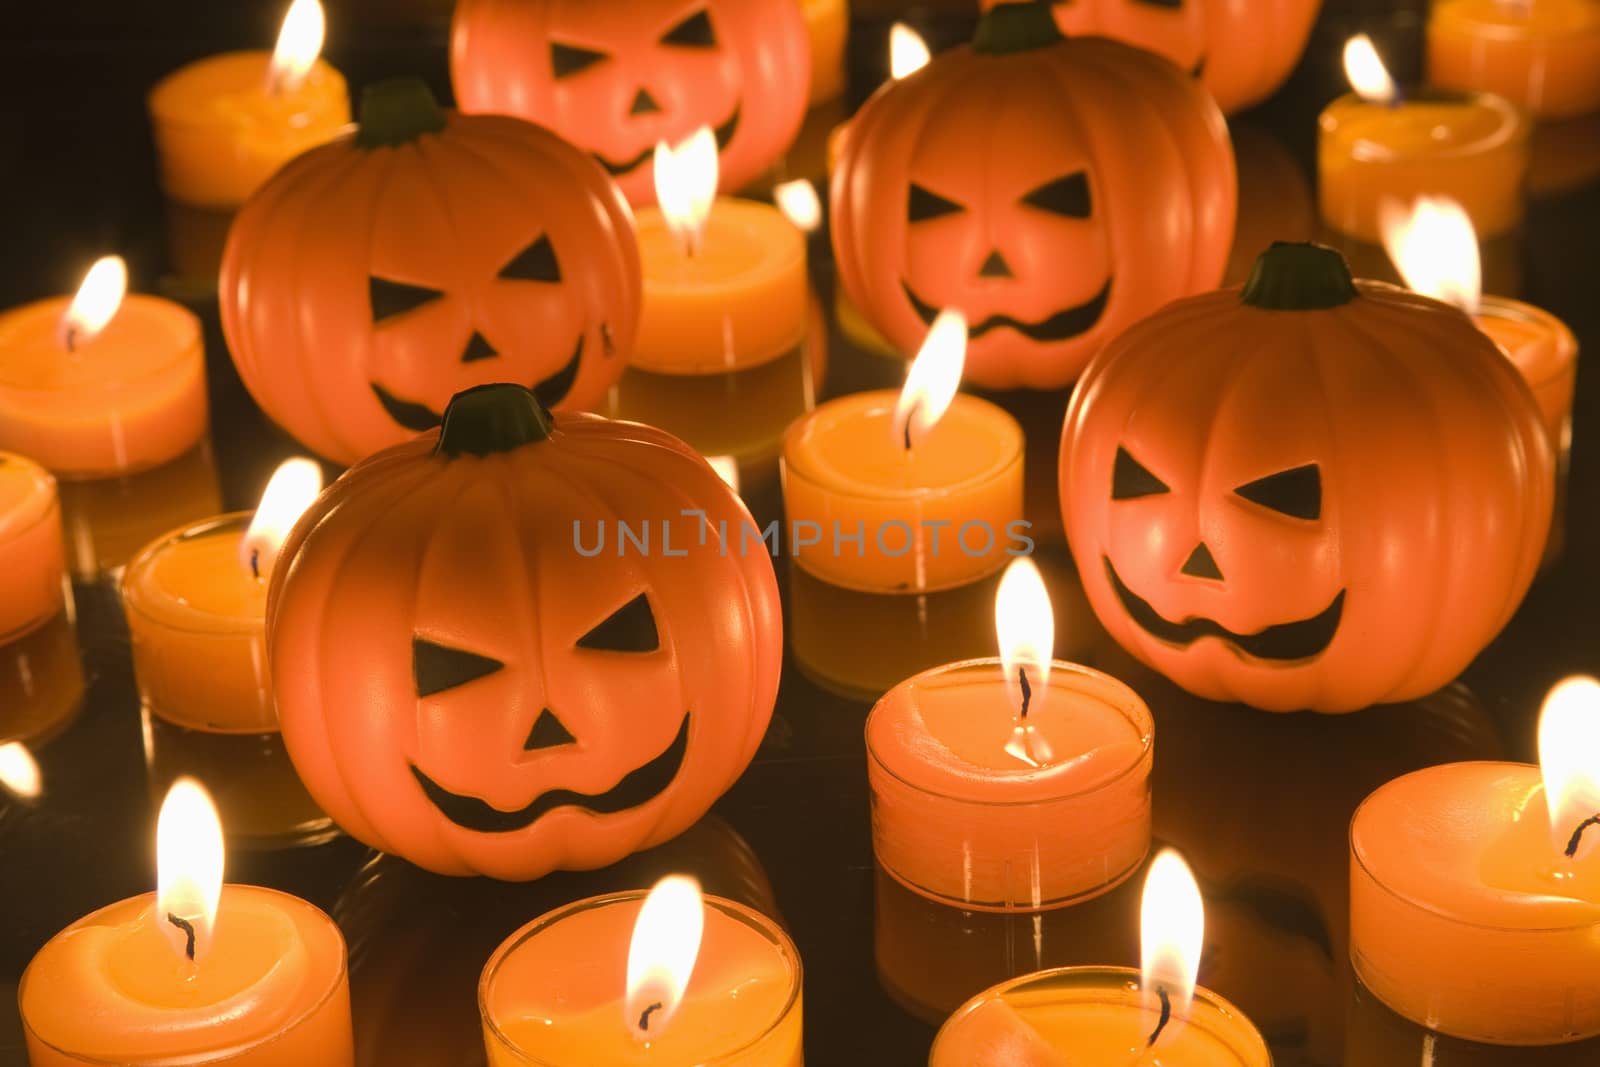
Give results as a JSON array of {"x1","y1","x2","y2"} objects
[
  {"x1": 1343, "y1": 34, "x2": 1397, "y2": 104},
  {"x1": 1538, "y1": 676, "x2": 1600, "y2": 861},
  {"x1": 240, "y1": 458, "x2": 323, "y2": 581},
  {"x1": 1141, "y1": 849, "x2": 1204, "y2": 1035},
  {"x1": 707, "y1": 455, "x2": 741, "y2": 494},
  {"x1": 890, "y1": 22, "x2": 932, "y2": 80},
  {"x1": 0, "y1": 742, "x2": 41, "y2": 800},
  {"x1": 1379, "y1": 196, "x2": 1481, "y2": 314},
  {"x1": 269, "y1": 0, "x2": 326, "y2": 95},
  {"x1": 892, "y1": 309, "x2": 966, "y2": 452},
  {"x1": 773, "y1": 179, "x2": 822, "y2": 233},
  {"x1": 654, "y1": 126, "x2": 719, "y2": 256},
  {"x1": 625, "y1": 876, "x2": 705, "y2": 1043},
  {"x1": 156, "y1": 778, "x2": 224, "y2": 965},
  {"x1": 997, "y1": 558, "x2": 1055, "y2": 767},
  {"x1": 59, "y1": 256, "x2": 128, "y2": 351}
]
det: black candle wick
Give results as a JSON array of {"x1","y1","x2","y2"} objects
[
  {"x1": 1565, "y1": 813, "x2": 1600, "y2": 859},
  {"x1": 638, "y1": 1001, "x2": 664, "y2": 1033},
  {"x1": 64, "y1": 325, "x2": 78, "y2": 354},
  {"x1": 1018, "y1": 667, "x2": 1033, "y2": 720},
  {"x1": 249, "y1": 547, "x2": 261, "y2": 580},
  {"x1": 1145, "y1": 986, "x2": 1172, "y2": 1049},
  {"x1": 902, "y1": 398, "x2": 919, "y2": 451},
  {"x1": 166, "y1": 913, "x2": 197, "y2": 961}
]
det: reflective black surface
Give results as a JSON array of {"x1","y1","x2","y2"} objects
[{"x1": 4, "y1": 5, "x2": 1599, "y2": 1065}]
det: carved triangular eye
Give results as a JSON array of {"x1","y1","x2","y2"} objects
[
  {"x1": 1021, "y1": 172, "x2": 1091, "y2": 218},
  {"x1": 1112, "y1": 447, "x2": 1170, "y2": 500},
  {"x1": 371, "y1": 277, "x2": 445, "y2": 323},
  {"x1": 524, "y1": 709, "x2": 577, "y2": 751},
  {"x1": 661, "y1": 8, "x2": 716, "y2": 47},
  {"x1": 414, "y1": 637, "x2": 505, "y2": 697},
  {"x1": 908, "y1": 183, "x2": 964, "y2": 223},
  {"x1": 577, "y1": 593, "x2": 659, "y2": 653},
  {"x1": 1236, "y1": 464, "x2": 1321, "y2": 520},
  {"x1": 551, "y1": 41, "x2": 608, "y2": 78},
  {"x1": 499, "y1": 234, "x2": 561, "y2": 283}
]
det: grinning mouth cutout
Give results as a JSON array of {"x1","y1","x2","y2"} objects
[
  {"x1": 411, "y1": 713, "x2": 690, "y2": 834},
  {"x1": 1105, "y1": 557, "x2": 1344, "y2": 662},
  {"x1": 903, "y1": 277, "x2": 1111, "y2": 343},
  {"x1": 597, "y1": 105, "x2": 741, "y2": 177},
  {"x1": 371, "y1": 332, "x2": 586, "y2": 433}
]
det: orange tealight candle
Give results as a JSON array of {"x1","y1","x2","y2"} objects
[
  {"x1": 1381, "y1": 196, "x2": 1579, "y2": 455},
  {"x1": 480, "y1": 877, "x2": 802, "y2": 1065},
  {"x1": 148, "y1": 0, "x2": 350, "y2": 207},
  {"x1": 930, "y1": 852, "x2": 1271, "y2": 1066},
  {"x1": 803, "y1": 0, "x2": 848, "y2": 104},
  {"x1": 1349, "y1": 678, "x2": 1600, "y2": 1046},
  {"x1": 20, "y1": 781, "x2": 353, "y2": 1066},
  {"x1": 1429, "y1": 0, "x2": 1600, "y2": 119},
  {"x1": 782, "y1": 311, "x2": 1024, "y2": 593},
  {"x1": 0, "y1": 257, "x2": 206, "y2": 478},
  {"x1": 867, "y1": 560, "x2": 1152, "y2": 911},
  {"x1": 631, "y1": 128, "x2": 807, "y2": 376},
  {"x1": 0, "y1": 452, "x2": 64, "y2": 642},
  {"x1": 1319, "y1": 35, "x2": 1529, "y2": 244},
  {"x1": 122, "y1": 459, "x2": 322, "y2": 733}
]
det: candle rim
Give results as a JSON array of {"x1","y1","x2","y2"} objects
[
  {"x1": 478, "y1": 890, "x2": 802, "y2": 1066},
  {"x1": 783, "y1": 390, "x2": 1024, "y2": 501},
  {"x1": 933, "y1": 964, "x2": 1270, "y2": 1064},
  {"x1": 18, "y1": 884, "x2": 349, "y2": 1066},
  {"x1": 1326, "y1": 86, "x2": 1528, "y2": 161},
  {"x1": 0, "y1": 451, "x2": 59, "y2": 541},
  {"x1": 147, "y1": 50, "x2": 349, "y2": 126},
  {"x1": 1352, "y1": 760, "x2": 1600, "y2": 934},
  {"x1": 0, "y1": 295, "x2": 203, "y2": 390},
  {"x1": 865, "y1": 657, "x2": 1154, "y2": 801},
  {"x1": 121, "y1": 512, "x2": 269, "y2": 638},
  {"x1": 1475, "y1": 294, "x2": 1580, "y2": 389}
]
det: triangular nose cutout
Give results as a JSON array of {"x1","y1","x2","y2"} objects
[
  {"x1": 525, "y1": 709, "x2": 577, "y2": 751},
  {"x1": 461, "y1": 331, "x2": 497, "y2": 364},
  {"x1": 630, "y1": 88, "x2": 663, "y2": 116},
  {"x1": 979, "y1": 250, "x2": 1014, "y2": 279},
  {"x1": 1181, "y1": 543, "x2": 1224, "y2": 581}
]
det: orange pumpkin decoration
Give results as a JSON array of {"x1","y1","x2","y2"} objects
[
  {"x1": 977, "y1": 0, "x2": 1322, "y2": 114},
  {"x1": 831, "y1": 4, "x2": 1235, "y2": 390},
  {"x1": 450, "y1": 0, "x2": 811, "y2": 206},
  {"x1": 221, "y1": 79, "x2": 640, "y2": 466},
  {"x1": 268, "y1": 384, "x2": 782, "y2": 879},
  {"x1": 1060, "y1": 243, "x2": 1553, "y2": 713}
]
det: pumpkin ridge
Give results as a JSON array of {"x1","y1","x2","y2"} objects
[{"x1": 329, "y1": 146, "x2": 400, "y2": 461}]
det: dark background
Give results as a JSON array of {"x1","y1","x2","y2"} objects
[{"x1": 2, "y1": 1, "x2": 1598, "y2": 1064}]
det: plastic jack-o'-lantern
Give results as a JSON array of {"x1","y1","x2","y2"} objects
[
  {"x1": 268, "y1": 384, "x2": 782, "y2": 880},
  {"x1": 221, "y1": 79, "x2": 641, "y2": 466},
  {"x1": 831, "y1": 3, "x2": 1235, "y2": 390},
  {"x1": 978, "y1": 0, "x2": 1322, "y2": 114},
  {"x1": 1061, "y1": 243, "x2": 1553, "y2": 713},
  {"x1": 451, "y1": 0, "x2": 811, "y2": 205}
]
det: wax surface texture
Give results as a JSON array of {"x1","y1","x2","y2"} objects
[
  {"x1": 1318, "y1": 90, "x2": 1528, "y2": 242},
  {"x1": 1350, "y1": 762, "x2": 1600, "y2": 1044},
  {"x1": 148, "y1": 52, "x2": 350, "y2": 206},
  {"x1": 782, "y1": 391, "x2": 1023, "y2": 593},
  {"x1": 0, "y1": 452, "x2": 64, "y2": 640},
  {"x1": 21, "y1": 886, "x2": 352, "y2": 1066},
  {"x1": 123, "y1": 513, "x2": 274, "y2": 733},
  {"x1": 633, "y1": 200, "x2": 807, "y2": 375},
  {"x1": 0, "y1": 295, "x2": 206, "y2": 477},
  {"x1": 868, "y1": 659, "x2": 1152, "y2": 910},
  {"x1": 481, "y1": 894, "x2": 801, "y2": 1066}
]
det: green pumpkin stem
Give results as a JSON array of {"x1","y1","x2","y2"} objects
[
  {"x1": 1240, "y1": 242, "x2": 1360, "y2": 311},
  {"x1": 435, "y1": 384, "x2": 555, "y2": 458},
  {"x1": 973, "y1": 2, "x2": 1065, "y2": 55},
  {"x1": 355, "y1": 78, "x2": 448, "y2": 149}
]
